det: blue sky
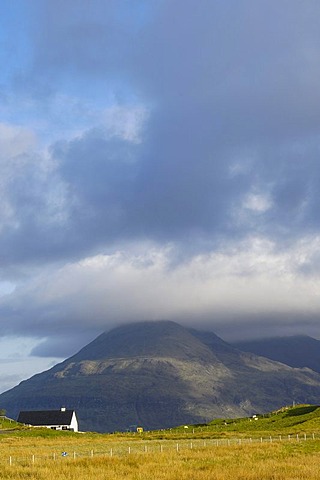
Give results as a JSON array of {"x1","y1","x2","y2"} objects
[{"x1": 1, "y1": 0, "x2": 320, "y2": 393}]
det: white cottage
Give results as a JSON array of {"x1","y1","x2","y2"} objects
[{"x1": 17, "y1": 407, "x2": 78, "y2": 432}]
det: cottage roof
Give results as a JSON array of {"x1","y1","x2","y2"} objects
[{"x1": 17, "y1": 409, "x2": 75, "y2": 426}]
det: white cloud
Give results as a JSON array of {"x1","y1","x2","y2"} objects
[
  {"x1": 0, "y1": 123, "x2": 36, "y2": 159},
  {"x1": 1, "y1": 235, "x2": 320, "y2": 343},
  {"x1": 103, "y1": 105, "x2": 148, "y2": 144},
  {"x1": 243, "y1": 192, "x2": 273, "y2": 213},
  {"x1": 0, "y1": 282, "x2": 15, "y2": 297}
]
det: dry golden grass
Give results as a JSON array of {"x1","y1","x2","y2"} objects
[{"x1": 1, "y1": 436, "x2": 320, "y2": 479}]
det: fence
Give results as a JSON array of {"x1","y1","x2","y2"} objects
[{"x1": 3, "y1": 432, "x2": 319, "y2": 466}]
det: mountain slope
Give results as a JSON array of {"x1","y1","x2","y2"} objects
[
  {"x1": 233, "y1": 335, "x2": 320, "y2": 373},
  {"x1": 1, "y1": 321, "x2": 320, "y2": 432}
]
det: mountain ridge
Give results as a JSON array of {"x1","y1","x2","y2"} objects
[
  {"x1": 1, "y1": 321, "x2": 320, "y2": 432},
  {"x1": 233, "y1": 335, "x2": 320, "y2": 373}
]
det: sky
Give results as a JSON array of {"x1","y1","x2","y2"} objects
[{"x1": 1, "y1": 0, "x2": 320, "y2": 393}]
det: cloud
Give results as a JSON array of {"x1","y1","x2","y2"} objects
[
  {"x1": 0, "y1": 235, "x2": 320, "y2": 356},
  {"x1": 0, "y1": 336, "x2": 62, "y2": 392},
  {"x1": 0, "y1": 123, "x2": 36, "y2": 158},
  {"x1": 27, "y1": 0, "x2": 320, "y2": 247},
  {"x1": 2, "y1": 1, "x2": 320, "y2": 264},
  {"x1": 0, "y1": 105, "x2": 148, "y2": 270},
  {"x1": 0, "y1": 0, "x2": 320, "y2": 366}
]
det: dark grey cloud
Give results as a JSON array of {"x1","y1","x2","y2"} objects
[{"x1": 3, "y1": 0, "x2": 318, "y2": 263}]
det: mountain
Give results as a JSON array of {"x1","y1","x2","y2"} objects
[
  {"x1": 1, "y1": 321, "x2": 320, "y2": 432},
  {"x1": 233, "y1": 335, "x2": 320, "y2": 373}
]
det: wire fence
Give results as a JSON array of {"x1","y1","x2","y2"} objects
[{"x1": 3, "y1": 432, "x2": 319, "y2": 467}]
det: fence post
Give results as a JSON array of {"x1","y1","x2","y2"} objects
[
  {"x1": 73, "y1": 451, "x2": 76, "y2": 459},
  {"x1": 32, "y1": 454, "x2": 35, "y2": 464},
  {"x1": 128, "y1": 446, "x2": 131, "y2": 454},
  {"x1": 110, "y1": 448, "x2": 113, "y2": 457},
  {"x1": 176, "y1": 443, "x2": 179, "y2": 452},
  {"x1": 160, "y1": 445, "x2": 163, "y2": 453},
  {"x1": 91, "y1": 450, "x2": 94, "y2": 457},
  {"x1": 53, "y1": 453, "x2": 56, "y2": 461},
  {"x1": 9, "y1": 456, "x2": 12, "y2": 466},
  {"x1": 145, "y1": 445, "x2": 147, "y2": 453}
]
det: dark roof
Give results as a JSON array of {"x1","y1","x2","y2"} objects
[{"x1": 17, "y1": 409, "x2": 75, "y2": 426}]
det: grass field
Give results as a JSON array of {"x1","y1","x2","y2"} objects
[
  {"x1": 1, "y1": 440, "x2": 320, "y2": 479},
  {"x1": 1, "y1": 405, "x2": 320, "y2": 479}
]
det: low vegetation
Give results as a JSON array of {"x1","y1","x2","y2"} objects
[
  {"x1": 168, "y1": 404, "x2": 320, "y2": 438},
  {"x1": 1, "y1": 405, "x2": 320, "y2": 479}
]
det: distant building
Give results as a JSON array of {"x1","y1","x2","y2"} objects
[
  {"x1": 127, "y1": 424, "x2": 144, "y2": 433},
  {"x1": 17, "y1": 407, "x2": 78, "y2": 432}
]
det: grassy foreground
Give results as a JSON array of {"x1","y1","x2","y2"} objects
[
  {"x1": 1, "y1": 441, "x2": 320, "y2": 479},
  {"x1": 1, "y1": 405, "x2": 320, "y2": 479}
]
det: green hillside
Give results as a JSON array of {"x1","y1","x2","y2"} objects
[
  {"x1": 0, "y1": 415, "x2": 20, "y2": 430},
  {"x1": 169, "y1": 404, "x2": 320, "y2": 438},
  {"x1": 1, "y1": 404, "x2": 320, "y2": 440}
]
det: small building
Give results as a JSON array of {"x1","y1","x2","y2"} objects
[
  {"x1": 17, "y1": 407, "x2": 78, "y2": 432},
  {"x1": 127, "y1": 424, "x2": 144, "y2": 433}
]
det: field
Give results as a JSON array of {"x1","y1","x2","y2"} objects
[{"x1": 1, "y1": 405, "x2": 320, "y2": 479}]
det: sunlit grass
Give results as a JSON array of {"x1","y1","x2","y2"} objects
[{"x1": 1, "y1": 442, "x2": 320, "y2": 479}]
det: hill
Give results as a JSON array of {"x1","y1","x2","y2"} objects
[
  {"x1": 1, "y1": 321, "x2": 320, "y2": 432},
  {"x1": 167, "y1": 404, "x2": 320, "y2": 438},
  {"x1": 233, "y1": 335, "x2": 320, "y2": 373}
]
